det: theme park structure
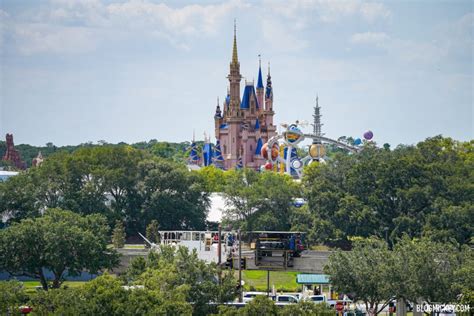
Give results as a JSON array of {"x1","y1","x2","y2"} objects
[
  {"x1": 188, "y1": 23, "x2": 374, "y2": 178},
  {"x1": 260, "y1": 97, "x2": 374, "y2": 178},
  {"x1": 189, "y1": 97, "x2": 374, "y2": 179}
]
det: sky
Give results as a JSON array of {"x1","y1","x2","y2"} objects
[{"x1": 0, "y1": 0, "x2": 472, "y2": 147}]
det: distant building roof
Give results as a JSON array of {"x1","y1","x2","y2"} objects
[{"x1": 296, "y1": 274, "x2": 331, "y2": 285}]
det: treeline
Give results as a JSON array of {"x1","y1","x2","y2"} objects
[
  {"x1": 0, "y1": 146, "x2": 208, "y2": 234},
  {"x1": 1, "y1": 136, "x2": 472, "y2": 247},
  {"x1": 199, "y1": 136, "x2": 473, "y2": 247},
  {"x1": 0, "y1": 139, "x2": 194, "y2": 168}
]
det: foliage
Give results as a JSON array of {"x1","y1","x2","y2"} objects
[
  {"x1": 145, "y1": 219, "x2": 160, "y2": 245},
  {"x1": 0, "y1": 139, "x2": 191, "y2": 169},
  {"x1": 325, "y1": 238, "x2": 392, "y2": 314},
  {"x1": 302, "y1": 136, "x2": 474, "y2": 246},
  {"x1": 197, "y1": 166, "x2": 228, "y2": 192},
  {"x1": 112, "y1": 220, "x2": 126, "y2": 248},
  {"x1": 222, "y1": 169, "x2": 301, "y2": 231},
  {"x1": 29, "y1": 287, "x2": 86, "y2": 315},
  {"x1": 325, "y1": 237, "x2": 472, "y2": 314},
  {"x1": 279, "y1": 300, "x2": 334, "y2": 316},
  {"x1": 0, "y1": 280, "x2": 28, "y2": 315},
  {"x1": 0, "y1": 145, "x2": 209, "y2": 235},
  {"x1": 29, "y1": 273, "x2": 193, "y2": 316},
  {"x1": 0, "y1": 209, "x2": 119, "y2": 290},
  {"x1": 135, "y1": 244, "x2": 238, "y2": 315}
]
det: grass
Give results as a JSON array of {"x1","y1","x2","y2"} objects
[
  {"x1": 124, "y1": 244, "x2": 146, "y2": 249},
  {"x1": 21, "y1": 280, "x2": 87, "y2": 294},
  {"x1": 240, "y1": 270, "x2": 300, "y2": 292}
]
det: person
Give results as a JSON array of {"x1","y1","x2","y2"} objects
[
  {"x1": 313, "y1": 287, "x2": 321, "y2": 295},
  {"x1": 227, "y1": 233, "x2": 234, "y2": 246},
  {"x1": 289, "y1": 235, "x2": 296, "y2": 251}
]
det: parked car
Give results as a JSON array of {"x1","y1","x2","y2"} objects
[
  {"x1": 242, "y1": 292, "x2": 267, "y2": 303},
  {"x1": 305, "y1": 295, "x2": 326, "y2": 304},
  {"x1": 274, "y1": 294, "x2": 299, "y2": 304}
]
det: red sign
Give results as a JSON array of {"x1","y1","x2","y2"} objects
[{"x1": 335, "y1": 302, "x2": 344, "y2": 312}]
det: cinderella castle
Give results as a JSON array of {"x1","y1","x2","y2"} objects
[{"x1": 194, "y1": 23, "x2": 277, "y2": 170}]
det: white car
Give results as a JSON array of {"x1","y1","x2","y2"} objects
[
  {"x1": 305, "y1": 295, "x2": 326, "y2": 304},
  {"x1": 275, "y1": 295, "x2": 299, "y2": 304},
  {"x1": 242, "y1": 292, "x2": 267, "y2": 303}
]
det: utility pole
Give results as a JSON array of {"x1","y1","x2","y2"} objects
[
  {"x1": 218, "y1": 224, "x2": 222, "y2": 265},
  {"x1": 267, "y1": 270, "x2": 270, "y2": 297},
  {"x1": 238, "y1": 228, "x2": 242, "y2": 303}
]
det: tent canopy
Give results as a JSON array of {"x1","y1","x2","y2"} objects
[{"x1": 296, "y1": 274, "x2": 330, "y2": 285}]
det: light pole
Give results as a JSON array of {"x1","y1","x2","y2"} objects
[
  {"x1": 218, "y1": 224, "x2": 222, "y2": 265},
  {"x1": 238, "y1": 228, "x2": 242, "y2": 303}
]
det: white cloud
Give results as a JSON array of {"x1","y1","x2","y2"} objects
[
  {"x1": 350, "y1": 32, "x2": 389, "y2": 45},
  {"x1": 360, "y1": 2, "x2": 391, "y2": 22},
  {"x1": 14, "y1": 23, "x2": 98, "y2": 55},
  {"x1": 262, "y1": 17, "x2": 308, "y2": 53},
  {"x1": 8, "y1": 0, "x2": 251, "y2": 55},
  {"x1": 264, "y1": 0, "x2": 391, "y2": 24}
]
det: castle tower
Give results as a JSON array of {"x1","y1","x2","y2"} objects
[
  {"x1": 227, "y1": 20, "x2": 242, "y2": 117},
  {"x1": 212, "y1": 21, "x2": 276, "y2": 170},
  {"x1": 256, "y1": 56, "x2": 264, "y2": 112},
  {"x1": 264, "y1": 63, "x2": 276, "y2": 136}
]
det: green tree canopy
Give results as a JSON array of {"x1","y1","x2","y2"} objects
[
  {"x1": 0, "y1": 145, "x2": 209, "y2": 235},
  {"x1": 222, "y1": 169, "x2": 301, "y2": 231},
  {"x1": 0, "y1": 209, "x2": 119, "y2": 290},
  {"x1": 302, "y1": 136, "x2": 473, "y2": 246}
]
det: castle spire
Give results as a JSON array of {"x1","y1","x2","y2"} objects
[
  {"x1": 265, "y1": 62, "x2": 273, "y2": 101},
  {"x1": 257, "y1": 54, "x2": 264, "y2": 89},
  {"x1": 228, "y1": 19, "x2": 242, "y2": 115},
  {"x1": 232, "y1": 19, "x2": 238, "y2": 65}
]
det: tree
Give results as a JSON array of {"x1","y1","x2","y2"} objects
[
  {"x1": 240, "y1": 295, "x2": 278, "y2": 315},
  {"x1": 0, "y1": 145, "x2": 210, "y2": 236},
  {"x1": 0, "y1": 280, "x2": 28, "y2": 315},
  {"x1": 390, "y1": 236, "x2": 465, "y2": 306},
  {"x1": 138, "y1": 159, "x2": 209, "y2": 230},
  {"x1": 324, "y1": 238, "x2": 393, "y2": 315},
  {"x1": 29, "y1": 287, "x2": 85, "y2": 315},
  {"x1": 0, "y1": 209, "x2": 119, "y2": 290},
  {"x1": 146, "y1": 219, "x2": 160, "y2": 246},
  {"x1": 223, "y1": 169, "x2": 301, "y2": 231},
  {"x1": 112, "y1": 220, "x2": 126, "y2": 248},
  {"x1": 325, "y1": 236, "x2": 470, "y2": 315},
  {"x1": 303, "y1": 137, "x2": 473, "y2": 246},
  {"x1": 136, "y1": 244, "x2": 238, "y2": 315},
  {"x1": 280, "y1": 300, "x2": 334, "y2": 316}
]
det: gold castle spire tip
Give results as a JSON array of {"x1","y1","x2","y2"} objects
[{"x1": 232, "y1": 19, "x2": 238, "y2": 65}]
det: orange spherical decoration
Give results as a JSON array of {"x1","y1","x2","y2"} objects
[{"x1": 261, "y1": 143, "x2": 269, "y2": 159}]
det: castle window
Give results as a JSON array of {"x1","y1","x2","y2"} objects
[{"x1": 223, "y1": 145, "x2": 227, "y2": 154}]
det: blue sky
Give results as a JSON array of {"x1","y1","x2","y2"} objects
[{"x1": 0, "y1": 0, "x2": 472, "y2": 147}]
